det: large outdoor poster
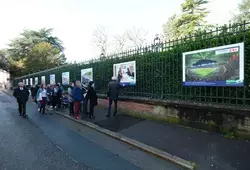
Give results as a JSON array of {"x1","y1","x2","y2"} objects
[
  {"x1": 50, "y1": 74, "x2": 55, "y2": 85},
  {"x1": 81, "y1": 68, "x2": 93, "y2": 83},
  {"x1": 113, "y1": 61, "x2": 136, "y2": 86},
  {"x1": 41, "y1": 76, "x2": 46, "y2": 84},
  {"x1": 35, "y1": 77, "x2": 38, "y2": 85},
  {"x1": 183, "y1": 43, "x2": 244, "y2": 87},
  {"x1": 30, "y1": 78, "x2": 33, "y2": 86},
  {"x1": 62, "y1": 72, "x2": 70, "y2": 85}
]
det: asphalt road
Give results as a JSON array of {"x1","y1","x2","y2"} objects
[{"x1": 0, "y1": 90, "x2": 182, "y2": 170}]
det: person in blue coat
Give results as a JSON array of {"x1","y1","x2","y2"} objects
[{"x1": 72, "y1": 80, "x2": 84, "y2": 119}]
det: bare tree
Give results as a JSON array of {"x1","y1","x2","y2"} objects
[
  {"x1": 113, "y1": 33, "x2": 127, "y2": 53},
  {"x1": 92, "y1": 25, "x2": 108, "y2": 56},
  {"x1": 125, "y1": 27, "x2": 148, "y2": 48}
]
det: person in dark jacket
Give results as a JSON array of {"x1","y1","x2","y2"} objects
[
  {"x1": 13, "y1": 82, "x2": 30, "y2": 118},
  {"x1": 52, "y1": 84, "x2": 62, "y2": 110},
  {"x1": 106, "y1": 76, "x2": 120, "y2": 117},
  {"x1": 86, "y1": 81, "x2": 98, "y2": 119},
  {"x1": 72, "y1": 80, "x2": 83, "y2": 119},
  {"x1": 46, "y1": 84, "x2": 53, "y2": 106},
  {"x1": 30, "y1": 85, "x2": 36, "y2": 100}
]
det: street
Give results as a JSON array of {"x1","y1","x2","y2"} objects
[{"x1": 0, "y1": 90, "x2": 182, "y2": 170}]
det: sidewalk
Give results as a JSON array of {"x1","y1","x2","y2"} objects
[
  {"x1": 55, "y1": 103, "x2": 250, "y2": 170},
  {"x1": 2, "y1": 88, "x2": 250, "y2": 170}
]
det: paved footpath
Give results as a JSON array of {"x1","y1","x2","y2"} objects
[
  {"x1": 56, "y1": 100, "x2": 250, "y2": 170},
  {"x1": 0, "y1": 90, "x2": 181, "y2": 170}
]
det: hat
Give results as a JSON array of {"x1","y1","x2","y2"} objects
[{"x1": 111, "y1": 76, "x2": 117, "y2": 80}]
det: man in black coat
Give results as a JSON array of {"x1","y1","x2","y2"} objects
[
  {"x1": 13, "y1": 82, "x2": 30, "y2": 118},
  {"x1": 106, "y1": 77, "x2": 120, "y2": 117}
]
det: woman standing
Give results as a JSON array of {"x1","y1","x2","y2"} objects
[
  {"x1": 68, "y1": 81, "x2": 75, "y2": 116},
  {"x1": 86, "y1": 81, "x2": 98, "y2": 119},
  {"x1": 37, "y1": 84, "x2": 47, "y2": 114},
  {"x1": 52, "y1": 84, "x2": 62, "y2": 110}
]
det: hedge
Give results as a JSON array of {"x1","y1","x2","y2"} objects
[{"x1": 14, "y1": 22, "x2": 250, "y2": 107}]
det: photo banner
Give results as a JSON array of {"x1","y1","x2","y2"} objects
[
  {"x1": 113, "y1": 61, "x2": 136, "y2": 86},
  {"x1": 62, "y1": 72, "x2": 70, "y2": 85},
  {"x1": 41, "y1": 76, "x2": 46, "y2": 84},
  {"x1": 50, "y1": 74, "x2": 55, "y2": 85},
  {"x1": 30, "y1": 78, "x2": 33, "y2": 86},
  {"x1": 35, "y1": 77, "x2": 38, "y2": 85},
  {"x1": 183, "y1": 42, "x2": 244, "y2": 87},
  {"x1": 81, "y1": 68, "x2": 93, "y2": 83}
]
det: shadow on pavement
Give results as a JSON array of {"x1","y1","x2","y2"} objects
[{"x1": 94, "y1": 114, "x2": 144, "y2": 132}]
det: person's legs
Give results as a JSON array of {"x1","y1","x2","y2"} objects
[
  {"x1": 89, "y1": 103, "x2": 95, "y2": 119},
  {"x1": 18, "y1": 102, "x2": 22, "y2": 116},
  {"x1": 37, "y1": 101, "x2": 41, "y2": 111},
  {"x1": 39, "y1": 101, "x2": 43, "y2": 113},
  {"x1": 57, "y1": 97, "x2": 61, "y2": 109},
  {"x1": 52, "y1": 96, "x2": 56, "y2": 108},
  {"x1": 77, "y1": 102, "x2": 80, "y2": 118},
  {"x1": 69, "y1": 102, "x2": 73, "y2": 115},
  {"x1": 83, "y1": 99, "x2": 88, "y2": 114},
  {"x1": 22, "y1": 103, "x2": 27, "y2": 117},
  {"x1": 74, "y1": 101, "x2": 80, "y2": 119},
  {"x1": 41, "y1": 98, "x2": 46, "y2": 114},
  {"x1": 106, "y1": 99, "x2": 113, "y2": 117},
  {"x1": 113, "y1": 100, "x2": 118, "y2": 116}
]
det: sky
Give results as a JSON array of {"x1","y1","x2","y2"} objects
[{"x1": 0, "y1": 0, "x2": 241, "y2": 62}]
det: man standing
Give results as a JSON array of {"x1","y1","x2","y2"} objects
[
  {"x1": 72, "y1": 80, "x2": 83, "y2": 119},
  {"x1": 13, "y1": 82, "x2": 30, "y2": 118},
  {"x1": 106, "y1": 77, "x2": 120, "y2": 117}
]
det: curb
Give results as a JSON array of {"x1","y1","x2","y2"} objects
[{"x1": 53, "y1": 110, "x2": 195, "y2": 170}]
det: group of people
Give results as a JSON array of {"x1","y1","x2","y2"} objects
[
  {"x1": 13, "y1": 76, "x2": 120, "y2": 119},
  {"x1": 67, "y1": 80, "x2": 98, "y2": 119}
]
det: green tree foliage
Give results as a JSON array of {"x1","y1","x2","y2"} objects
[
  {"x1": 24, "y1": 42, "x2": 65, "y2": 74},
  {"x1": 0, "y1": 50, "x2": 9, "y2": 71},
  {"x1": 8, "y1": 57, "x2": 25, "y2": 77},
  {"x1": 6, "y1": 28, "x2": 66, "y2": 76},
  {"x1": 163, "y1": 14, "x2": 179, "y2": 41},
  {"x1": 177, "y1": 0, "x2": 209, "y2": 36},
  {"x1": 163, "y1": 0, "x2": 210, "y2": 40},
  {"x1": 233, "y1": 0, "x2": 250, "y2": 22}
]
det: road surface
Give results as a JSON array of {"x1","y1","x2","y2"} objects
[{"x1": 0, "y1": 90, "x2": 182, "y2": 170}]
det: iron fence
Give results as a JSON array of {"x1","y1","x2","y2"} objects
[{"x1": 14, "y1": 21, "x2": 250, "y2": 107}]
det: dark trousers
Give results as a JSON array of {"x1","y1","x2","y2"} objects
[
  {"x1": 89, "y1": 103, "x2": 94, "y2": 116},
  {"x1": 74, "y1": 101, "x2": 81, "y2": 118},
  {"x1": 40, "y1": 97, "x2": 46, "y2": 114},
  {"x1": 18, "y1": 102, "x2": 26, "y2": 115},
  {"x1": 69, "y1": 102, "x2": 74, "y2": 115},
  {"x1": 83, "y1": 99, "x2": 88, "y2": 114},
  {"x1": 58, "y1": 97, "x2": 62, "y2": 109},
  {"x1": 107, "y1": 99, "x2": 117, "y2": 116},
  {"x1": 47, "y1": 96, "x2": 52, "y2": 106},
  {"x1": 52, "y1": 96, "x2": 61, "y2": 109}
]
